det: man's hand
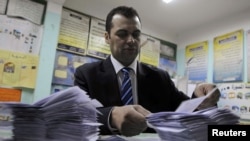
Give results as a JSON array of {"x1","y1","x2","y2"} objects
[
  {"x1": 111, "y1": 105, "x2": 151, "y2": 137},
  {"x1": 193, "y1": 83, "x2": 221, "y2": 110}
]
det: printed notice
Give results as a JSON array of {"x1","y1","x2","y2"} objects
[
  {"x1": 7, "y1": 0, "x2": 45, "y2": 25},
  {"x1": 87, "y1": 17, "x2": 110, "y2": 59},
  {"x1": 57, "y1": 8, "x2": 90, "y2": 55},
  {"x1": 0, "y1": 49, "x2": 39, "y2": 88},
  {"x1": 213, "y1": 29, "x2": 244, "y2": 82},
  {"x1": 185, "y1": 41, "x2": 208, "y2": 81},
  {"x1": 0, "y1": 0, "x2": 8, "y2": 14},
  {"x1": 139, "y1": 34, "x2": 160, "y2": 67}
]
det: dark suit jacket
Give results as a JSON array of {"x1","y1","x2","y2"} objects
[{"x1": 74, "y1": 56, "x2": 190, "y2": 134}]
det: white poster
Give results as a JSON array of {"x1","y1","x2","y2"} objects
[
  {"x1": 7, "y1": 0, "x2": 45, "y2": 25},
  {"x1": 217, "y1": 83, "x2": 250, "y2": 122},
  {"x1": 0, "y1": 15, "x2": 43, "y2": 55}
]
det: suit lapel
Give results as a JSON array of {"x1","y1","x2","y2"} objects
[{"x1": 100, "y1": 57, "x2": 123, "y2": 105}]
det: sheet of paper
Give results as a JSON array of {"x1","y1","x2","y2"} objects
[{"x1": 175, "y1": 87, "x2": 218, "y2": 113}]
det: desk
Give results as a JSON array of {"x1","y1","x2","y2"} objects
[{"x1": 98, "y1": 133, "x2": 161, "y2": 141}]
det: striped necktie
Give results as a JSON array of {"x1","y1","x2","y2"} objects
[{"x1": 121, "y1": 67, "x2": 133, "y2": 105}]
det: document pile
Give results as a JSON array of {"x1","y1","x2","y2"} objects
[
  {"x1": 33, "y1": 86, "x2": 102, "y2": 141},
  {"x1": 146, "y1": 87, "x2": 240, "y2": 141},
  {"x1": 146, "y1": 107, "x2": 240, "y2": 141},
  {"x1": 0, "y1": 103, "x2": 45, "y2": 141},
  {"x1": 0, "y1": 86, "x2": 102, "y2": 141}
]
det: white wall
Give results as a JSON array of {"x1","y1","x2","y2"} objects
[
  {"x1": 176, "y1": 8, "x2": 250, "y2": 83},
  {"x1": 64, "y1": 0, "x2": 250, "y2": 83}
]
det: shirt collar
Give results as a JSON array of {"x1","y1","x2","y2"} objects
[{"x1": 110, "y1": 55, "x2": 137, "y2": 74}]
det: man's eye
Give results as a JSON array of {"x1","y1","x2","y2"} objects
[
  {"x1": 132, "y1": 32, "x2": 141, "y2": 39},
  {"x1": 116, "y1": 32, "x2": 129, "y2": 38}
]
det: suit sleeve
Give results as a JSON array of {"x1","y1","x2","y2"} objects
[
  {"x1": 74, "y1": 66, "x2": 114, "y2": 135},
  {"x1": 96, "y1": 107, "x2": 114, "y2": 135}
]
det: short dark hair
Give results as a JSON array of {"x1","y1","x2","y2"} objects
[{"x1": 105, "y1": 6, "x2": 141, "y2": 34}]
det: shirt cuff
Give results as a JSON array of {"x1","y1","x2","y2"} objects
[{"x1": 107, "y1": 107, "x2": 119, "y2": 134}]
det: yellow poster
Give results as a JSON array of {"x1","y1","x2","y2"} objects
[
  {"x1": 185, "y1": 41, "x2": 208, "y2": 81},
  {"x1": 87, "y1": 17, "x2": 110, "y2": 59},
  {"x1": 139, "y1": 34, "x2": 160, "y2": 67},
  {"x1": 213, "y1": 29, "x2": 243, "y2": 82},
  {"x1": 57, "y1": 8, "x2": 90, "y2": 55},
  {"x1": 0, "y1": 49, "x2": 39, "y2": 88}
]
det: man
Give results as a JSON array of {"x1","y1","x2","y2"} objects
[{"x1": 74, "y1": 6, "x2": 220, "y2": 137}]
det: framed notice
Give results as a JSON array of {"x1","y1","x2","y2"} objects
[
  {"x1": 139, "y1": 34, "x2": 160, "y2": 67},
  {"x1": 213, "y1": 29, "x2": 244, "y2": 83},
  {"x1": 185, "y1": 41, "x2": 208, "y2": 81},
  {"x1": 87, "y1": 17, "x2": 110, "y2": 59},
  {"x1": 57, "y1": 8, "x2": 90, "y2": 55}
]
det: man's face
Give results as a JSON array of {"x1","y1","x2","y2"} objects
[{"x1": 105, "y1": 14, "x2": 141, "y2": 66}]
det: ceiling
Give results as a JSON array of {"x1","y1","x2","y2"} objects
[{"x1": 64, "y1": 0, "x2": 250, "y2": 37}]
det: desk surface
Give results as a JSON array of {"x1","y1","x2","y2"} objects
[{"x1": 98, "y1": 133, "x2": 161, "y2": 141}]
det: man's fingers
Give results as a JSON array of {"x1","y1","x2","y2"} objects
[{"x1": 133, "y1": 105, "x2": 151, "y2": 116}]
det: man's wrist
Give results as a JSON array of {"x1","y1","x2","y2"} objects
[{"x1": 108, "y1": 107, "x2": 119, "y2": 134}]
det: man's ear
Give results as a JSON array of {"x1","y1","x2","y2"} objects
[{"x1": 105, "y1": 32, "x2": 110, "y2": 44}]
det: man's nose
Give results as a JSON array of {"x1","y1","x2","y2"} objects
[{"x1": 127, "y1": 34, "x2": 135, "y2": 43}]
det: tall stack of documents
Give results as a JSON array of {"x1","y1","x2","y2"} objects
[
  {"x1": 33, "y1": 86, "x2": 102, "y2": 141},
  {"x1": 146, "y1": 107, "x2": 240, "y2": 141},
  {"x1": 0, "y1": 103, "x2": 45, "y2": 141},
  {"x1": 0, "y1": 86, "x2": 102, "y2": 141}
]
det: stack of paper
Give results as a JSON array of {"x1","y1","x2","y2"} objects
[
  {"x1": 33, "y1": 86, "x2": 102, "y2": 141},
  {"x1": 12, "y1": 104, "x2": 46, "y2": 141},
  {"x1": 0, "y1": 103, "x2": 15, "y2": 141},
  {"x1": 0, "y1": 103, "x2": 45, "y2": 141},
  {"x1": 0, "y1": 86, "x2": 102, "y2": 141},
  {"x1": 146, "y1": 107, "x2": 240, "y2": 141}
]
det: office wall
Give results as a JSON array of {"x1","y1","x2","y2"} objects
[
  {"x1": 63, "y1": 1, "x2": 178, "y2": 44},
  {"x1": 176, "y1": 8, "x2": 250, "y2": 82},
  {"x1": 22, "y1": 2, "x2": 250, "y2": 103}
]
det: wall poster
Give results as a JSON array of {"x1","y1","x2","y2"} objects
[
  {"x1": 87, "y1": 17, "x2": 110, "y2": 59},
  {"x1": 0, "y1": 49, "x2": 39, "y2": 88},
  {"x1": 52, "y1": 50, "x2": 100, "y2": 86},
  {"x1": 247, "y1": 29, "x2": 250, "y2": 82},
  {"x1": 0, "y1": 15, "x2": 43, "y2": 55},
  {"x1": 139, "y1": 34, "x2": 160, "y2": 67},
  {"x1": 217, "y1": 83, "x2": 250, "y2": 123},
  {"x1": 157, "y1": 39, "x2": 177, "y2": 78},
  {"x1": 57, "y1": 8, "x2": 90, "y2": 55},
  {"x1": 0, "y1": 87, "x2": 21, "y2": 102},
  {"x1": 185, "y1": 41, "x2": 208, "y2": 82},
  {"x1": 213, "y1": 29, "x2": 244, "y2": 83}
]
